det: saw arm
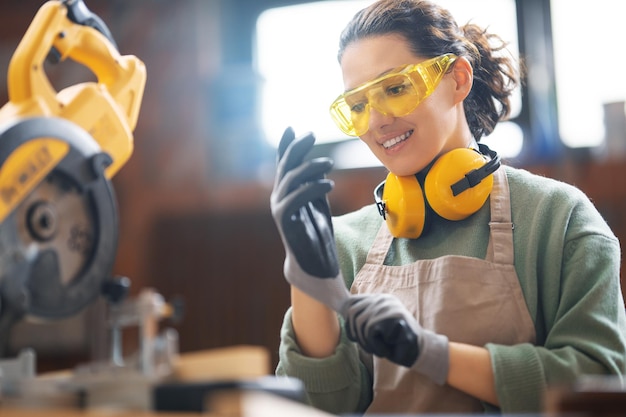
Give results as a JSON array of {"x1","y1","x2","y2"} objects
[{"x1": 0, "y1": 0, "x2": 146, "y2": 180}]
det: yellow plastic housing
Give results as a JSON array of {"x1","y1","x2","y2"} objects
[
  {"x1": 425, "y1": 148, "x2": 493, "y2": 221},
  {"x1": 0, "y1": 0, "x2": 146, "y2": 179},
  {"x1": 382, "y1": 173, "x2": 427, "y2": 239}
]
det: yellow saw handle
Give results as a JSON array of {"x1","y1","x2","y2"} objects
[{"x1": 0, "y1": 0, "x2": 146, "y2": 179}]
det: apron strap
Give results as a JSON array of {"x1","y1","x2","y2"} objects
[
  {"x1": 366, "y1": 218, "x2": 395, "y2": 265},
  {"x1": 486, "y1": 167, "x2": 515, "y2": 265}
]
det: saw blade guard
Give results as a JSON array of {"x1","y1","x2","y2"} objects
[{"x1": 0, "y1": 117, "x2": 118, "y2": 321}]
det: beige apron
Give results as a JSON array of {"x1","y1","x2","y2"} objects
[{"x1": 350, "y1": 168, "x2": 536, "y2": 413}]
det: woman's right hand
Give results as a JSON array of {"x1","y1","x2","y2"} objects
[
  {"x1": 270, "y1": 127, "x2": 350, "y2": 357},
  {"x1": 270, "y1": 127, "x2": 351, "y2": 313}
]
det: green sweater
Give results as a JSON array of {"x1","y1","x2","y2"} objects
[{"x1": 276, "y1": 165, "x2": 626, "y2": 414}]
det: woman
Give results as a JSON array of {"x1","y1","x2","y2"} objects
[{"x1": 269, "y1": 0, "x2": 626, "y2": 414}]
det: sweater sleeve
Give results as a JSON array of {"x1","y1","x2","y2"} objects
[
  {"x1": 275, "y1": 307, "x2": 373, "y2": 414},
  {"x1": 487, "y1": 179, "x2": 626, "y2": 413}
]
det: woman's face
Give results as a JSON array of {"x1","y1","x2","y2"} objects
[{"x1": 340, "y1": 34, "x2": 472, "y2": 176}]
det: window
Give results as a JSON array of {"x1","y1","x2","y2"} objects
[
  {"x1": 551, "y1": 0, "x2": 626, "y2": 155},
  {"x1": 255, "y1": 1, "x2": 376, "y2": 148},
  {"x1": 255, "y1": 0, "x2": 521, "y2": 168}
]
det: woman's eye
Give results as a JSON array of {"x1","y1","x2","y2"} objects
[
  {"x1": 350, "y1": 102, "x2": 366, "y2": 113},
  {"x1": 386, "y1": 84, "x2": 407, "y2": 96}
]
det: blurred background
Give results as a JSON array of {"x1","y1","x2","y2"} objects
[{"x1": 0, "y1": 0, "x2": 624, "y2": 374}]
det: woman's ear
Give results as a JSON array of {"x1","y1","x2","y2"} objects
[{"x1": 452, "y1": 56, "x2": 473, "y2": 103}]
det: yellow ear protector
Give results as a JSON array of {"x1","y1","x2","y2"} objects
[{"x1": 374, "y1": 143, "x2": 501, "y2": 239}]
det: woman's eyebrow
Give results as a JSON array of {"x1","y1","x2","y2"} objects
[{"x1": 344, "y1": 65, "x2": 407, "y2": 93}]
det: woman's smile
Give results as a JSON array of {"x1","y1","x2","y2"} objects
[{"x1": 382, "y1": 129, "x2": 413, "y2": 149}]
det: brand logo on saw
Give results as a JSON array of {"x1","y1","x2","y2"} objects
[{"x1": 0, "y1": 139, "x2": 69, "y2": 223}]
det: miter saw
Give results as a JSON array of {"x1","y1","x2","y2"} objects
[
  {"x1": 0, "y1": 1, "x2": 306, "y2": 412},
  {"x1": 0, "y1": 0, "x2": 179, "y2": 409},
  {"x1": 0, "y1": 0, "x2": 145, "y2": 348}
]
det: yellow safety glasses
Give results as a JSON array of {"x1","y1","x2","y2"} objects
[{"x1": 329, "y1": 53, "x2": 458, "y2": 137}]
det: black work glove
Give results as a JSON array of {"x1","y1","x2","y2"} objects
[
  {"x1": 343, "y1": 294, "x2": 449, "y2": 385},
  {"x1": 270, "y1": 127, "x2": 350, "y2": 311}
]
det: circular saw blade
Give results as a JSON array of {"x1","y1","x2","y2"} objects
[
  {"x1": 16, "y1": 170, "x2": 96, "y2": 288},
  {"x1": 0, "y1": 117, "x2": 119, "y2": 321}
]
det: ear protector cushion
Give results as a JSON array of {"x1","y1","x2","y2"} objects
[
  {"x1": 425, "y1": 147, "x2": 494, "y2": 221},
  {"x1": 380, "y1": 173, "x2": 428, "y2": 239}
]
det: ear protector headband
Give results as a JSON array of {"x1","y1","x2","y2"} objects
[{"x1": 374, "y1": 143, "x2": 500, "y2": 239}]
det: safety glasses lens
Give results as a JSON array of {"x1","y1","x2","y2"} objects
[{"x1": 330, "y1": 54, "x2": 457, "y2": 137}]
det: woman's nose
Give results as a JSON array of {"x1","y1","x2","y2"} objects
[{"x1": 367, "y1": 106, "x2": 394, "y2": 132}]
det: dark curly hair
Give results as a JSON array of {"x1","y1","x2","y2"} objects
[{"x1": 337, "y1": 0, "x2": 519, "y2": 141}]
